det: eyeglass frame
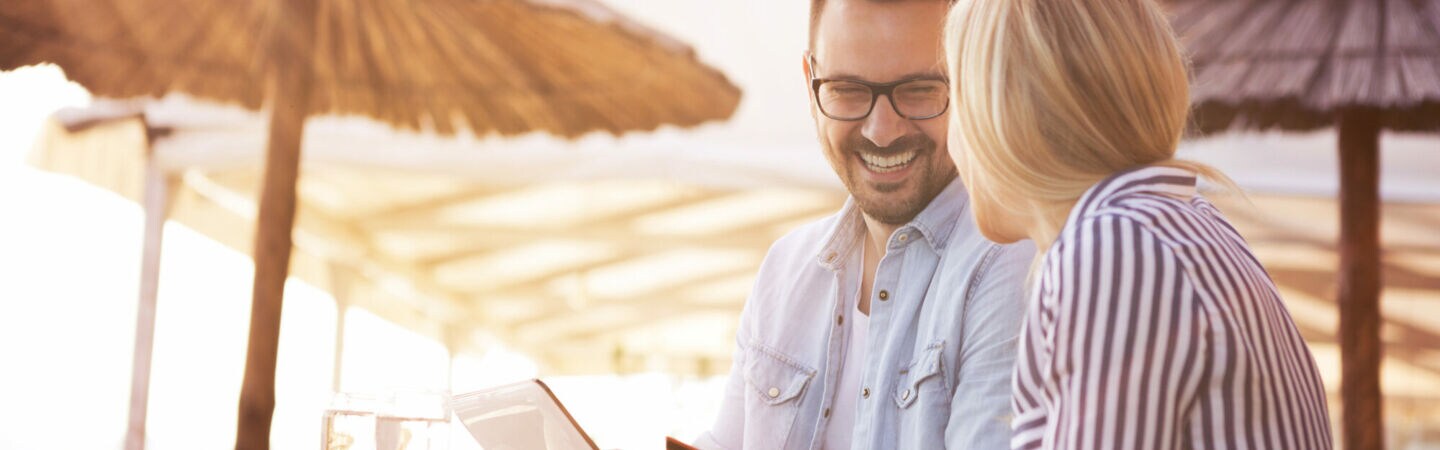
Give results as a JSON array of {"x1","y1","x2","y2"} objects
[{"x1": 806, "y1": 52, "x2": 951, "y2": 122}]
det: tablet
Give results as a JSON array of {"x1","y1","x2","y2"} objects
[{"x1": 451, "y1": 380, "x2": 600, "y2": 450}]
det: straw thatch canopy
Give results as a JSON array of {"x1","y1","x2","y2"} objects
[
  {"x1": 0, "y1": 0, "x2": 742, "y2": 137},
  {"x1": 1169, "y1": 0, "x2": 1440, "y2": 133}
]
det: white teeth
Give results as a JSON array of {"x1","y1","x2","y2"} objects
[{"x1": 859, "y1": 150, "x2": 917, "y2": 172}]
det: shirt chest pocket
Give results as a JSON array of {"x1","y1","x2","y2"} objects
[
  {"x1": 742, "y1": 345, "x2": 815, "y2": 450},
  {"x1": 894, "y1": 340, "x2": 949, "y2": 409}
]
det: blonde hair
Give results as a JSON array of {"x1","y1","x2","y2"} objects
[{"x1": 944, "y1": 0, "x2": 1232, "y2": 246}]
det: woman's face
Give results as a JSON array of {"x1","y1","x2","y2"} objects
[{"x1": 946, "y1": 118, "x2": 1029, "y2": 244}]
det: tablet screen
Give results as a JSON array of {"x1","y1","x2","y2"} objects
[{"x1": 451, "y1": 380, "x2": 600, "y2": 450}]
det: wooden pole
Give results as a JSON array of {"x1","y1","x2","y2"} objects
[
  {"x1": 235, "y1": 0, "x2": 317, "y2": 447},
  {"x1": 328, "y1": 263, "x2": 350, "y2": 393},
  {"x1": 124, "y1": 155, "x2": 177, "y2": 450},
  {"x1": 1336, "y1": 108, "x2": 1384, "y2": 450}
]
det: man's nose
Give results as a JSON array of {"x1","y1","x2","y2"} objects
[{"x1": 861, "y1": 94, "x2": 908, "y2": 148}]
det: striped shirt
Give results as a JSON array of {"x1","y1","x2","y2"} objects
[{"x1": 1011, "y1": 166, "x2": 1333, "y2": 450}]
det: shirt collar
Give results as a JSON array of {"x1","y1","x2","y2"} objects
[
  {"x1": 815, "y1": 178, "x2": 970, "y2": 271},
  {"x1": 1064, "y1": 165, "x2": 1199, "y2": 229}
]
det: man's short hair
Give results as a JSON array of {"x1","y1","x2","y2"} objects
[{"x1": 808, "y1": 0, "x2": 957, "y2": 48}]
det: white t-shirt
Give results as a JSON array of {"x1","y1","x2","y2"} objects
[{"x1": 822, "y1": 299, "x2": 869, "y2": 449}]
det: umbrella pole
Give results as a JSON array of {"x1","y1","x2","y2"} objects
[
  {"x1": 235, "y1": 100, "x2": 310, "y2": 449},
  {"x1": 1336, "y1": 108, "x2": 1384, "y2": 450},
  {"x1": 235, "y1": 90, "x2": 312, "y2": 449},
  {"x1": 125, "y1": 155, "x2": 176, "y2": 450},
  {"x1": 236, "y1": 2, "x2": 317, "y2": 445}
]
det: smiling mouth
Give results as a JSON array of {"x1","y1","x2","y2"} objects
[{"x1": 858, "y1": 150, "x2": 918, "y2": 173}]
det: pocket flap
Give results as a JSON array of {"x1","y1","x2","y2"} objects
[
  {"x1": 894, "y1": 340, "x2": 946, "y2": 408},
  {"x1": 743, "y1": 345, "x2": 816, "y2": 406}
]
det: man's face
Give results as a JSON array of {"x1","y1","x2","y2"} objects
[{"x1": 808, "y1": 0, "x2": 957, "y2": 226}]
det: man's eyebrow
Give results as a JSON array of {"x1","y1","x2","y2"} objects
[{"x1": 815, "y1": 70, "x2": 947, "y2": 81}]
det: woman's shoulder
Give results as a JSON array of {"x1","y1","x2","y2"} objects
[
  {"x1": 1053, "y1": 191, "x2": 1247, "y2": 279},
  {"x1": 1050, "y1": 196, "x2": 1198, "y2": 264},
  {"x1": 1084, "y1": 191, "x2": 1214, "y2": 240},
  {"x1": 1039, "y1": 197, "x2": 1211, "y2": 305}
]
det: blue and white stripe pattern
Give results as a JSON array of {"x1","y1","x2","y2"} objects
[{"x1": 1011, "y1": 166, "x2": 1334, "y2": 450}]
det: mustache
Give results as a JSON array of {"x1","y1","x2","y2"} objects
[{"x1": 843, "y1": 132, "x2": 936, "y2": 155}]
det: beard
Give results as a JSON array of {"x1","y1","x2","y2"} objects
[{"x1": 828, "y1": 129, "x2": 958, "y2": 226}]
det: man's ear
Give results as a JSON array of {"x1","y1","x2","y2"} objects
[
  {"x1": 801, "y1": 51, "x2": 813, "y2": 80},
  {"x1": 801, "y1": 51, "x2": 817, "y2": 113}
]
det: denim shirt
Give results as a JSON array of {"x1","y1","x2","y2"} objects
[{"x1": 697, "y1": 180, "x2": 1035, "y2": 450}]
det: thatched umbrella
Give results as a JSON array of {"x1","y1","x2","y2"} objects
[
  {"x1": 0, "y1": 0, "x2": 740, "y2": 448},
  {"x1": 1167, "y1": 1, "x2": 1440, "y2": 448}
]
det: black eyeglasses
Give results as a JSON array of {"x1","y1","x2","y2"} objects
[{"x1": 808, "y1": 54, "x2": 950, "y2": 121}]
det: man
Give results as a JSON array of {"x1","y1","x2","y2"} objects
[{"x1": 695, "y1": 1, "x2": 1035, "y2": 448}]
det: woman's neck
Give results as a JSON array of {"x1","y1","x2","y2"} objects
[{"x1": 1020, "y1": 199, "x2": 1079, "y2": 251}]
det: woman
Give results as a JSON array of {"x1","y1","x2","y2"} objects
[{"x1": 942, "y1": 1, "x2": 1334, "y2": 449}]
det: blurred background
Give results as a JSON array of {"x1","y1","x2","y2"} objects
[{"x1": 0, "y1": 0, "x2": 1438, "y2": 449}]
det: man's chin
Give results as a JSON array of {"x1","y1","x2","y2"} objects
[
  {"x1": 849, "y1": 171, "x2": 956, "y2": 226},
  {"x1": 854, "y1": 191, "x2": 924, "y2": 225},
  {"x1": 866, "y1": 179, "x2": 907, "y2": 194}
]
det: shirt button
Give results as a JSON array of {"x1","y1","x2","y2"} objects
[
  {"x1": 823, "y1": 408, "x2": 831, "y2": 418},
  {"x1": 878, "y1": 290, "x2": 889, "y2": 301},
  {"x1": 898, "y1": 233, "x2": 909, "y2": 242},
  {"x1": 837, "y1": 314, "x2": 844, "y2": 326},
  {"x1": 825, "y1": 251, "x2": 838, "y2": 262},
  {"x1": 901, "y1": 389, "x2": 911, "y2": 401},
  {"x1": 768, "y1": 387, "x2": 780, "y2": 398},
  {"x1": 862, "y1": 388, "x2": 870, "y2": 399}
]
